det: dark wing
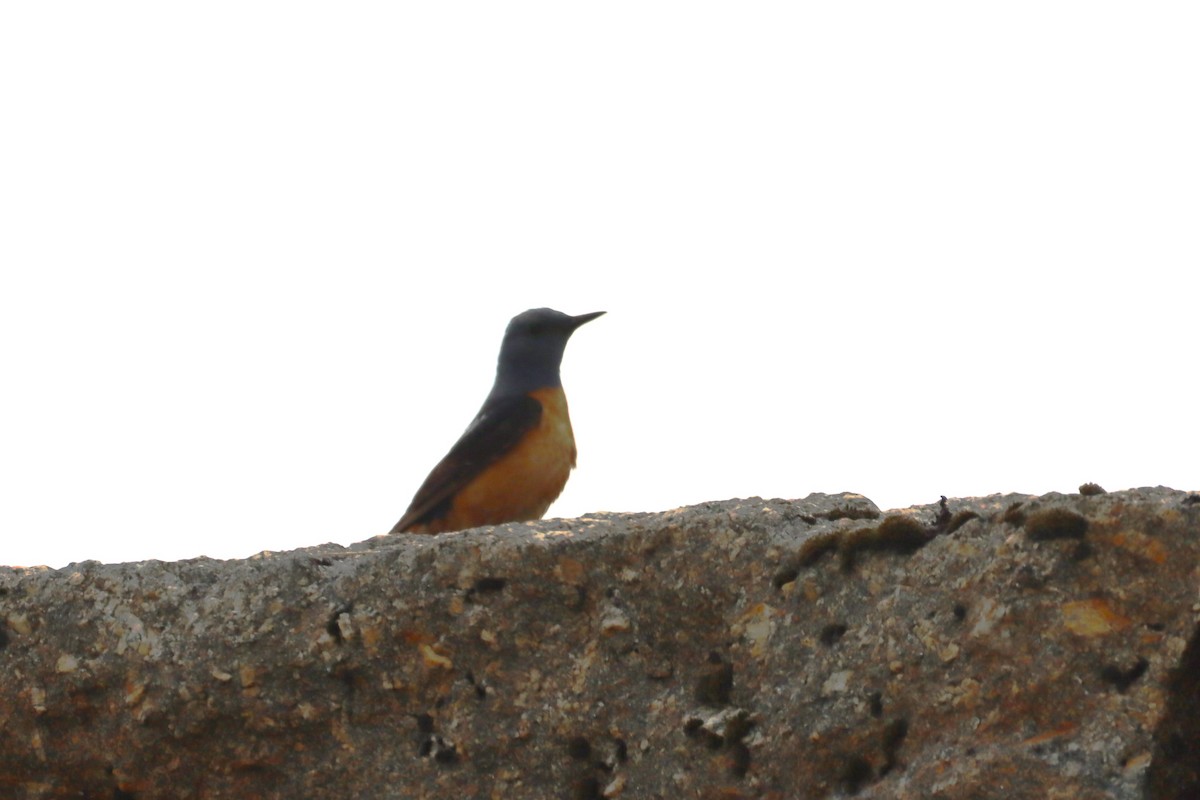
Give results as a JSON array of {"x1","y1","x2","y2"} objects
[{"x1": 390, "y1": 393, "x2": 543, "y2": 533}]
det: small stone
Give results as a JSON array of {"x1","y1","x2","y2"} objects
[
  {"x1": 7, "y1": 613, "x2": 31, "y2": 636},
  {"x1": 420, "y1": 644, "x2": 453, "y2": 670},
  {"x1": 1123, "y1": 751, "x2": 1152, "y2": 774},
  {"x1": 602, "y1": 773, "x2": 627, "y2": 797},
  {"x1": 600, "y1": 608, "x2": 631, "y2": 635},
  {"x1": 700, "y1": 707, "x2": 751, "y2": 740},
  {"x1": 124, "y1": 683, "x2": 146, "y2": 706},
  {"x1": 739, "y1": 603, "x2": 776, "y2": 659},
  {"x1": 970, "y1": 598, "x2": 1008, "y2": 638},
  {"x1": 1062, "y1": 599, "x2": 1131, "y2": 637},
  {"x1": 335, "y1": 612, "x2": 355, "y2": 642},
  {"x1": 55, "y1": 654, "x2": 78, "y2": 673},
  {"x1": 239, "y1": 664, "x2": 258, "y2": 689},
  {"x1": 823, "y1": 670, "x2": 852, "y2": 695},
  {"x1": 554, "y1": 557, "x2": 586, "y2": 584}
]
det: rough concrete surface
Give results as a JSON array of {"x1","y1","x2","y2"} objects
[{"x1": 1, "y1": 487, "x2": 1198, "y2": 799}]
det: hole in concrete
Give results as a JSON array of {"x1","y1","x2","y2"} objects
[
  {"x1": 1146, "y1": 624, "x2": 1200, "y2": 798},
  {"x1": 881, "y1": 717, "x2": 909, "y2": 775},
  {"x1": 325, "y1": 604, "x2": 352, "y2": 644},
  {"x1": 819, "y1": 623, "x2": 848, "y2": 647},
  {"x1": 473, "y1": 577, "x2": 506, "y2": 592},
  {"x1": 839, "y1": 754, "x2": 873, "y2": 795},
  {"x1": 567, "y1": 736, "x2": 591, "y2": 760},
  {"x1": 433, "y1": 741, "x2": 458, "y2": 764},
  {"x1": 694, "y1": 652, "x2": 734, "y2": 705},
  {"x1": 465, "y1": 670, "x2": 487, "y2": 700},
  {"x1": 574, "y1": 777, "x2": 601, "y2": 800},
  {"x1": 772, "y1": 566, "x2": 799, "y2": 589},
  {"x1": 1100, "y1": 658, "x2": 1148, "y2": 694},
  {"x1": 729, "y1": 741, "x2": 751, "y2": 777}
]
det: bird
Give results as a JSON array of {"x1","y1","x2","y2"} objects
[{"x1": 390, "y1": 308, "x2": 605, "y2": 534}]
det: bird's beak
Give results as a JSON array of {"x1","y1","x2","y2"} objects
[{"x1": 569, "y1": 311, "x2": 606, "y2": 330}]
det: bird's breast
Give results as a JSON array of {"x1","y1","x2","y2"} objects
[{"x1": 448, "y1": 386, "x2": 577, "y2": 527}]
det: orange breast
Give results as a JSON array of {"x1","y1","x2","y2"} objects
[{"x1": 442, "y1": 386, "x2": 577, "y2": 530}]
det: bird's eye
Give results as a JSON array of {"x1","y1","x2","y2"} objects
[{"x1": 528, "y1": 323, "x2": 544, "y2": 336}]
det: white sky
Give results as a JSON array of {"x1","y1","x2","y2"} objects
[{"x1": 2, "y1": 3, "x2": 1197, "y2": 568}]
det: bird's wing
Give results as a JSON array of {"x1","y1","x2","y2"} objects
[{"x1": 391, "y1": 393, "x2": 544, "y2": 533}]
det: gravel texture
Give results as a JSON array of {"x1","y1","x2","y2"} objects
[{"x1": 1, "y1": 487, "x2": 1197, "y2": 799}]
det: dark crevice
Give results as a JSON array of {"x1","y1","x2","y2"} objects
[
  {"x1": 1101, "y1": 658, "x2": 1148, "y2": 693},
  {"x1": 464, "y1": 670, "x2": 487, "y2": 700},
  {"x1": 819, "y1": 623, "x2": 848, "y2": 646},
  {"x1": 574, "y1": 777, "x2": 601, "y2": 800},
  {"x1": 694, "y1": 652, "x2": 733, "y2": 705},
  {"x1": 1146, "y1": 624, "x2": 1200, "y2": 798},
  {"x1": 433, "y1": 742, "x2": 458, "y2": 764},
  {"x1": 772, "y1": 566, "x2": 799, "y2": 589},
  {"x1": 468, "y1": 577, "x2": 507, "y2": 597},
  {"x1": 728, "y1": 741, "x2": 751, "y2": 777},
  {"x1": 567, "y1": 736, "x2": 590, "y2": 760},
  {"x1": 108, "y1": 764, "x2": 136, "y2": 800},
  {"x1": 880, "y1": 717, "x2": 909, "y2": 775},
  {"x1": 326, "y1": 604, "x2": 353, "y2": 644},
  {"x1": 682, "y1": 709, "x2": 754, "y2": 778},
  {"x1": 839, "y1": 755, "x2": 873, "y2": 795},
  {"x1": 568, "y1": 585, "x2": 588, "y2": 612}
]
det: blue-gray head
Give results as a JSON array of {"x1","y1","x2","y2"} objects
[{"x1": 490, "y1": 308, "x2": 605, "y2": 397}]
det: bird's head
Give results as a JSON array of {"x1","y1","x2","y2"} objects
[{"x1": 492, "y1": 308, "x2": 605, "y2": 396}]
